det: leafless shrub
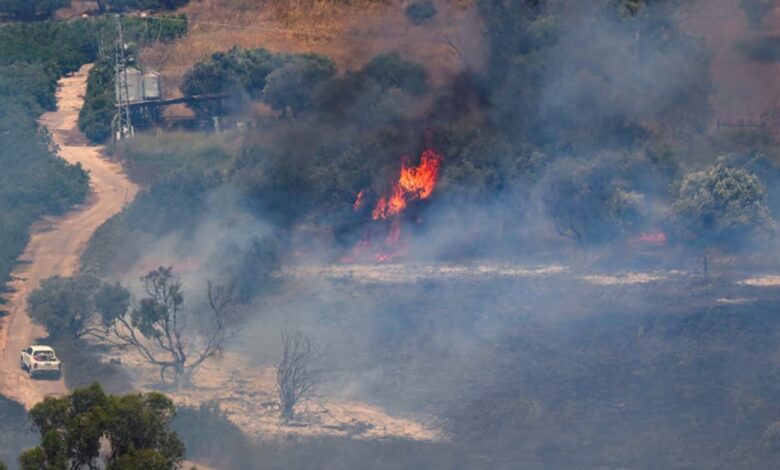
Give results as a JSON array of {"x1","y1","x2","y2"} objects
[{"x1": 275, "y1": 330, "x2": 323, "y2": 422}]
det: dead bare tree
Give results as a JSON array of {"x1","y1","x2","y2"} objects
[
  {"x1": 275, "y1": 330, "x2": 322, "y2": 422},
  {"x1": 89, "y1": 267, "x2": 239, "y2": 386}
]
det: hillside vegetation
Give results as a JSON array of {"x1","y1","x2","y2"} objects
[
  {"x1": 85, "y1": 0, "x2": 760, "y2": 277},
  {"x1": 0, "y1": 14, "x2": 187, "y2": 307},
  {"x1": 0, "y1": 21, "x2": 95, "y2": 304}
]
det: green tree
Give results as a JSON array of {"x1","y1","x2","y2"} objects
[
  {"x1": 78, "y1": 61, "x2": 115, "y2": 143},
  {"x1": 180, "y1": 47, "x2": 280, "y2": 116},
  {"x1": 359, "y1": 52, "x2": 428, "y2": 95},
  {"x1": 263, "y1": 54, "x2": 336, "y2": 116},
  {"x1": 94, "y1": 281, "x2": 131, "y2": 326},
  {"x1": 0, "y1": 0, "x2": 69, "y2": 20},
  {"x1": 672, "y1": 162, "x2": 775, "y2": 244},
  {"x1": 19, "y1": 383, "x2": 183, "y2": 470},
  {"x1": 405, "y1": 0, "x2": 436, "y2": 25},
  {"x1": 541, "y1": 155, "x2": 649, "y2": 243},
  {"x1": 27, "y1": 274, "x2": 101, "y2": 340},
  {"x1": 93, "y1": 267, "x2": 240, "y2": 385}
]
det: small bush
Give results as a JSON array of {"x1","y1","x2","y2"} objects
[
  {"x1": 738, "y1": 36, "x2": 780, "y2": 63},
  {"x1": 405, "y1": 0, "x2": 436, "y2": 25}
]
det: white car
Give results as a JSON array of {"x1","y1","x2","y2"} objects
[{"x1": 20, "y1": 345, "x2": 61, "y2": 379}]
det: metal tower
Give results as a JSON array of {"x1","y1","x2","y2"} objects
[{"x1": 114, "y1": 14, "x2": 134, "y2": 141}]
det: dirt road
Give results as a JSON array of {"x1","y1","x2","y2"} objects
[{"x1": 0, "y1": 64, "x2": 138, "y2": 408}]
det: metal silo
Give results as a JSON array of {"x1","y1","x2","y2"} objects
[
  {"x1": 142, "y1": 71, "x2": 161, "y2": 100},
  {"x1": 115, "y1": 67, "x2": 142, "y2": 103}
]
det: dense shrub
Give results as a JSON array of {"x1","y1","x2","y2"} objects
[
  {"x1": 0, "y1": 19, "x2": 127, "y2": 288},
  {"x1": 359, "y1": 52, "x2": 428, "y2": 95},
  {"x1": 78, "y1": 60, "x2": 115, "y2": 143},
  {"x1": 102, "y1": 0, "x2": 188, "y2": 11},
  {"x1": 405, "y1": 0, "x2": 436, "y2": 25},
  {"x1": 181, "y1": 47, "x2": 334, "y2": 117},
  {"x1": 0, "y1": 20, "x2": 96, "y2": 74},
  {"x1": 0, "y1": 99, "x2": 89, "y2": 288},
  {"x1": 0, "y1": 0, "x2": 69, "y2": 20},
  {"x1": 182, "y1": 48, "x2": 425, "y2": 120},
  {"x1": 672, "y1": 162, "x2": 774, "y2": 244},
  {"x1": 263, "y1": 54, "x2": 336, "y2": 116}
]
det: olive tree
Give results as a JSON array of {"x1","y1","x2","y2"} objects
[{"x1": 671, "y1": 162, "x2": 774, "y2": 244}]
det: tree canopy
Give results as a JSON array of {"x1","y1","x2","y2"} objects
[
  {"x1": 18, "y1": 383, "x2": 183, "y2": 470},
  {"x1": 672, "y1": 162, "x2": 775, "y2": 244},
  {"x1": 0, "y1": 0, "x2": 69, "y2": 20}
]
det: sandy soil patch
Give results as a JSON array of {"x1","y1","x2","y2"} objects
[
  {"x1": 117, "y1": 351, "x2": 439, "y2": 441},
  {"x1": 739, "y1": 275, "x2": 780, "y2": 287}
]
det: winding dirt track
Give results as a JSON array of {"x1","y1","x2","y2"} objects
[{"x1": 0, "y1": 64, "x2": 138, "y2": 408}]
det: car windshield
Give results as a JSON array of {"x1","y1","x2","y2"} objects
[{"x1": 33, "y1": 351, "x2": 55, "y2": 361}]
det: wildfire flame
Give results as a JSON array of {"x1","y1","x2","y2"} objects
[
  {"x1": 346, "y1": 147, "x2": 444, "y2": 263},
  {"x1": 371, "y1": 148, "x2": 444, "y2": 220},
  {"x1": 353, "y1": 190, "x2": 366, "y2": 211}
]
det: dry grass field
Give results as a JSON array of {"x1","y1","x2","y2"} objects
[{"x1": 138, "y1": 0, "x2": 486, "y2": 101}]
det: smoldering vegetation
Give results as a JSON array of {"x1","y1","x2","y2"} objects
[
  {"x1": 38, "y1": 0, "x2": 780, "y2": 468},
  {"x1": 231, "y1": 275, "x2": 780, "y2": 469}
]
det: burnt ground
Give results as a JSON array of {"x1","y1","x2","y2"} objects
[{"x1": 222, "y1": 263, "x2": 780, "y2": 468}]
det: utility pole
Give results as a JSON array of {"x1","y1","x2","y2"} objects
[{"x1": 114, "y1": 14, "x2": 133, "y2": 141}]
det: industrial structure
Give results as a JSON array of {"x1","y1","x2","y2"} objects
[
  {"x1": 112, "y1": 15, "x2": 227, "y2": 141},
  {"x1": 115, "y1": 68, "x2": 162, "y2": 103}
]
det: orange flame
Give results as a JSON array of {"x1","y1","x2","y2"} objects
[
  {"x1": 353, "y1": 190, "x2": 366, "y2": 211},
  {"x1": 372, "y1": 148, "x2": 443, "y2": 220},
  {"x1": 345, "y1": 146, "x2": 443, "y2": 263}
]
